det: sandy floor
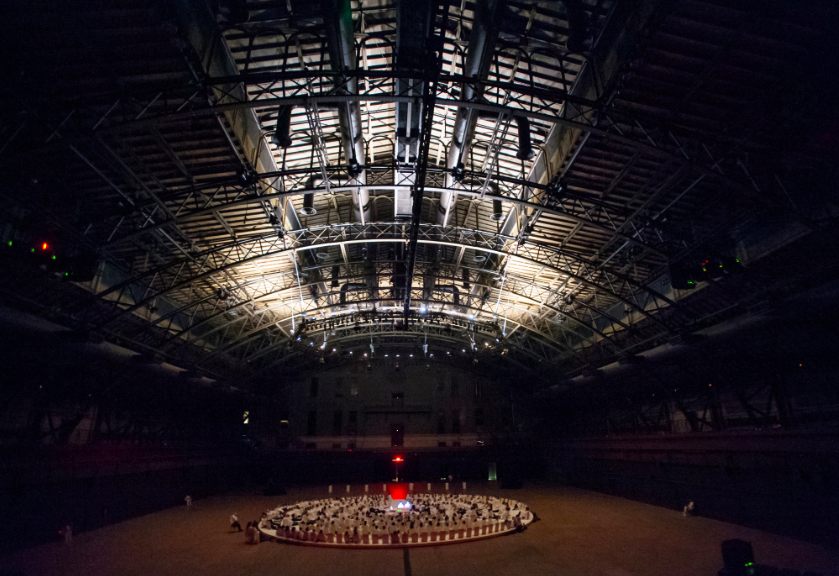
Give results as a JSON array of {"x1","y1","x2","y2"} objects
[{"x1": 4, "y1": 483, "x2": 839, "y2": 576}]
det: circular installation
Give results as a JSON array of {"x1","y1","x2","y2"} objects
[{"x1": 257, "y1": 492, "x2": 534, "y2": 547}]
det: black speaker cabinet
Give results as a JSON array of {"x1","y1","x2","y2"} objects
[{"x1": 721, "y1": 539, "x2": 755, "y2": 576}]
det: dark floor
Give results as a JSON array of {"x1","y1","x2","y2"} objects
[{"x1": 4, "y1": 483, "x2": 839, "y2": 576}]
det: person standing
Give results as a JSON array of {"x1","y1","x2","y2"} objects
[
  {"x1": 230, "y1": 512, "x2": 242, "y2": 532},
  {"x1": 184, "y1": 495, "x2": 192, "y2": 509}
]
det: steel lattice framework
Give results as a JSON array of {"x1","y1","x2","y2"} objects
[{"x1": 1, "y1": 0, "x2": 835, "y2": 386}]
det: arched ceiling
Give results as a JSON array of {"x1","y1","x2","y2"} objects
[{"x1": 0, "y1": 0, "x2": 836, "y2": 389}]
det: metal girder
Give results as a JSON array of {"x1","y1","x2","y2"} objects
[
  {"x1": 171, "y1": 0, "x2": 305, "y2": 236},
  {"x1": 152, "y1": 268, "x2": 585, "y2": 362},
  {"x1": 238, "y1": 319, "x2": 551, "y2": 377},
  {"x1": 79, "y1": 222, "x2": 685, "y2": 370},
  {"x1": 86, "y1": 222, "x2": 678, "y2": 325},
  {"x1": 78, "y1": 91, "x2": 746, "y2": 197},
  {"x1": 197, "y1": 299, "x2": 561, "y2": 369},
  {"x1": 105, "y1": 178, "x2": 667, "y2": 260},
  {"x1": 403, "y1": 0, "x2": 449, "y2": 315}
]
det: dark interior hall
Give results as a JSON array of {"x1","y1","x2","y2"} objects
[{"x1": 1, "y1": 0, "x2": 838, "y2": 574}]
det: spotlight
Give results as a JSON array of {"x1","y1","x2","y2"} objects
[
  {"x1": 563, "y1": 0, "x2": 590, "y2": 53},
  {"x1": 490, "y1": 198, "x2": 504, "y2": 221},
  {"x1": 514, "y1": 117, "x2": 535, "y2": 160},
  {"x1": 217, "y1": 0, "x2": 249, "y2": 23},
  {"x1": 270, "y1": 106, "x2": 294, "y2": 148},
  {"x1": 301, "y1": 193, "x2": 317, "y2": 216},
  {"x1": 451, "y1": 161, "x2": 465, "y2": 183},
  {"x1": 347, "y1": 156, "x2": 362, "y2": 179}
]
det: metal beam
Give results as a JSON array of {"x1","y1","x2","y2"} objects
[{"x1": 404, "y1": 1, "x2": 449, "y2": 315}]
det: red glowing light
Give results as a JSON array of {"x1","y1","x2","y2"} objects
[
  {"x1": 392, "y1": 456, "x2": 403, "y2": 462},
  {"x1": 41, "y1": 242, "x2": 49, "y2": 250}
]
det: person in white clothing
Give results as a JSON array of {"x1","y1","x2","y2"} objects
[{"x1": 230, "y1": 513, "x2": 242, "y2": 532}]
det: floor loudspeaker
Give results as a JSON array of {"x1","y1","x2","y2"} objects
[{"x1": 720, "y1": 539, "x2": 755, "y2": 576}]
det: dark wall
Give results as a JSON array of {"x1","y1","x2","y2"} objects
[
  {"x1": 0, "y1": 443, "x2": 246, "y2": 552},
  {"x1": 260, "y1": 449, "x2": 491, "y2": 485},
  {"x1": 257, "y1": 442, "x2": 542, "y2": 487},
  {"x1": 0, "y1": 310, "x2": 252, "y2": 552},
  {"x1": 547, "y1": 431, "x2": 839, "y2": 549}
]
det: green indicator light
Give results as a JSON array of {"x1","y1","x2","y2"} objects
[
  {"x1": 52, "y1": 255, "x2": 56, "y2": 260},
  {"x1": 745, "y1": 562, "x2": 753, "y2": 566},
  {"x1": 31, "y1": 248, "x2": 35, "y2": 253},
  {"x1": 702, "y1": 268, "x2": 706, "y2": 272},
  {"x1": 7, "y1": 241, "x2": 11, "y2": 247},
  {"x1": 735, "y1": 258, "x2": 740, "y2": 263},
  {"x1": 65, "y1": 272, "x2": 69, "y2": 277}
]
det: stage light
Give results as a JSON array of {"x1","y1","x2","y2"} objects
[
  {"x1": 491, "y1": 198, "x2": 504, "y2": 221},
  {"x1": 514, "y1": 117, "x2": 535, "y2": 160},
  {"x1": 218, "y1": 0, "x2": 249, "y2": 23},
  {"x1": 271, "y1": 106, "x2": 293, "y2": 148},
  {"x1": 301, "y1": 193, "x2": 317, "y2": 215},
  {"x1": 450, "y1": 161, "x2": 466, "y2": 183},
  {"x1": 347, "y1": 157, "x2": 362, "y2": 179}
]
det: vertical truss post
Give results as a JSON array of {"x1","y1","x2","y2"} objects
[
  {"x1": 305, "y1": 100, "x2": 333, "y2": 195},
  {"x1": 479, "y1": 111, "x2": 511, "y2": 198}
]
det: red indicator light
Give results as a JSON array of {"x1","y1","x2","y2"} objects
[{"x1": 41, "y1": 242, "x2": 49, "y2": 250}]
